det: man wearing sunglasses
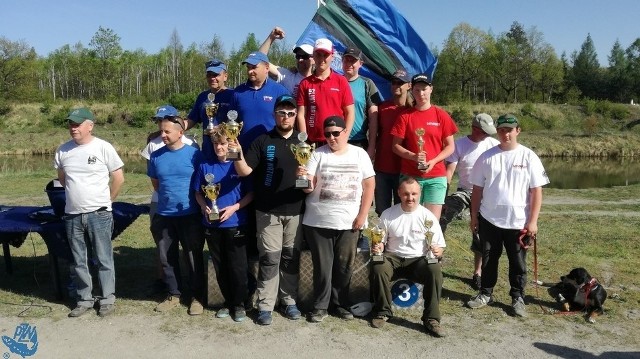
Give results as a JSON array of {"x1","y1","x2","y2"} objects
[
  {"x1": 298, "y1": 116, "x2": 375, "y2": 323},
  {"x1": 186, "y1": 59, "x2": 233, "y2": 159},
  {"x1": 231, "y1": 94, "x2": 307, "y2": 325},
  {"x1": 147, "y1": 112, "x2": 205, "y2": 316},
  {"x1": 258, "y1": 26, "x2": 314, "y2": 97},
  {"x1": 467, "y1": 114, "x2": 549, "y2": 318}
]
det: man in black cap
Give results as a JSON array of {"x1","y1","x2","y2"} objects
[
  {"x1": 231, "y1": 94, "x2": 306, "y2": 326},
  {"x1": 298, "y1": 115, "x2": 375, "y2": 323},
  {"x1": 342, "y1": 46, "x2": 382, "y2": 159},
  {"x1": 258, "y1": 26, "x2": 314, "y2": 97}
]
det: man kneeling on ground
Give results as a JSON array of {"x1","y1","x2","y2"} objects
[{"x1": 369, "y1": 177, "x2": 446, "y2": 337}]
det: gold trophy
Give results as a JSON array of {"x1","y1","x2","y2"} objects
[
  {"x1": 415, "y1": 128, "x2": 428, "y2": 170},
  {"x1": 424, "y1": 218, "x2": 438, "y2": 264},
  {"x1": 290, "y1": 132, "x2": 315, "y2": 189},
  {"x1": 220, "y1": 110, "x2": 243, "y2": 161},
  {"x1": 364, "y1": 220, "x2": 386, "y2": 263},
  {"x1": 201, "y1": 173, "x2": 221, "y2": 221},
  {"x1": 204, "y1": 93, "x2": 219, "y2": 134}
]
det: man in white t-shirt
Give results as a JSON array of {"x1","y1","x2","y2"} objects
[
  {"x1": 467, "y1": 114, "x2": 549, "y2": 317},
  {"x1": 440, "y1": 113, "x2": 499, "y2": 289},
  {"x1": 54, "y1": 107, "x2": 124, "y2": 318},
  {"x1": 369, "y1": 177, "x2": 446, "y2": 337},
  {"x1": 140, "y1": 105, "x2": 199, "y2": 292}
]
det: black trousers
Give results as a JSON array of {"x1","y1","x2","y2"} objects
[
  {"x1": 205, "y1": 226, "x2": 248, "y2": 308},
  {"x1": 478, "y1": 215, "x2": 527, "y2": 299}
]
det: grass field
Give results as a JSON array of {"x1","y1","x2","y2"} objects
[{"x1": 1, "y1": 168, "x2": 639, "y2": 346}]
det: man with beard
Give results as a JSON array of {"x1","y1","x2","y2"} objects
[{"x1": 230, "y1": 95, "x2": 306, "y2": 325}]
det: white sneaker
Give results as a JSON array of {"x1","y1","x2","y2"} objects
[
  {"x1": 467, "y1": 293, "x2": 493, "y2": 309},
  {"x1": 512, "y1": 297, "x2": 527, "y2": 317}
]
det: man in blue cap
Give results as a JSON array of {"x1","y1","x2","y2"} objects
[{"x1": 186, "y1": 59, "x2": 234, "y2": 159}]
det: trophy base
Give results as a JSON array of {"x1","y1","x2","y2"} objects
[
  {"x1": 208, "y1": 212, "x2": 220, "y2": 222},
  {"x1": 227, "y1": 151, "x2": 241, "y2": 161},
  {"x1": 425, "y1": 257, "x2": 439, "y2": 264},
  {"x1": 295, "y1": 178, "x2": 311, "y2": 189},
  {"x1": 417, "y1": 162, "x2": 428, "y2": 171},
  {"x1": 371, "y1": 254, "x2": 385, "y2": 263}
]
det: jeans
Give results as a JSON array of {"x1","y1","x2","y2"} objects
[
  {"x1": 374, "y1": 171, "x2": 400, "y2": 216},
  {"x1": 65, "y1": 210, "x2": 115, "y2": 307}
]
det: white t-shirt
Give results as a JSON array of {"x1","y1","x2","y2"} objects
[
  {"x1": 140, "y1": 135, "x2": 199, "y2": 202},
  {"x1": 380, "y1": 204, "x2": 446, "y2": 259},
  {"x1": 303, "y1": 144, "x2": 375, "y2": 230},
  {"x1": 470, "y1": 144, "x2": 550, "y2": 229},
  {"x1": 447, "y1": 136, "x2": 499, "y2": 190},
  {"x1": 276, "y1": 67, "x2": 306, "y2": 98},
  {"x1": 54, "y1": 137, "x2": 124, "y2": 214}
]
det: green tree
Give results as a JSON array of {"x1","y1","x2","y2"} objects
[
  {"x1": 0, "y1": 37, "x2": 38, "y2": 100},
  {"x1": 606, "y1": 40, "x2": 630, "y2": 102},
  {"x1": 626, "y1": 38, "x2": 640, "y2": 103},
  {"x1": 571, "y1": 34, "x2": 602, "y2": 99}
]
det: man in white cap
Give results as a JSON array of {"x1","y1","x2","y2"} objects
[
  {"x1": 258, "y1": 26, "x2": 314, "y2": 97},
  {"x1": 296, "y1": 38, "x2": 354, "y2": 147},
  {"x1": 440, "y1": 113, "x2": 499, "y2": 289}
]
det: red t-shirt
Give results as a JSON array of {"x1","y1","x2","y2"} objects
[
  {"x1": 390, "y1": 105, "x2": 458, "y2": 178},
  {"x1": 296, "y1": 70, "x2": 354, "y2": 142},
  {"x1": 374, "y1": 100, "x2": 408, "y2": 174}
]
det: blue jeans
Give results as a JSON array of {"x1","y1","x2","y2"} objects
[
  {"x1": 374, "y1": 171, "x2": 400, "y2": 216},
  {"x1": 65, "y1": 210, "x2": 115, "y2": 307}
]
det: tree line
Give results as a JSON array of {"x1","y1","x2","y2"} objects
[{"x1": 1, "y1": 22, "x2": 639, "y2": 106}]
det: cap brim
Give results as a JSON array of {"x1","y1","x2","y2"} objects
[
  {"x1": 313, "y1": 49, "x2": 332, "y2": 55},
  {"x1": 496, "y1": 123, "x2": 518, "y2": 129},
  {"x1": 206, "y1": 66, "x2": 225, "y2": 74}
]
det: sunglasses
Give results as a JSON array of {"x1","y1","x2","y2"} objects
[
  {"x1": 165, "y1": 116, "x2": 185, "y2": 130},
  {"x1": 497, "y1": 116, "x2": 518, "y2": 125},
  {"x1": 324, "y1": 130, "x2": 343, "y2": 138},
  {"x1": 295, "y1": 54, "x2": 311, "y2": 60},
  {"x1": 205, "y1": 60, "x2": 223, "y2": 68},
  {"x1": 391, "y1": 80, "x2": 406, "y2": 86},
  {"x1": 275, "y1": 110, "x2": 296, "y2": 118}
]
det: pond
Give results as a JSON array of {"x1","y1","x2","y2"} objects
[{"x1": 1, "y1": 155, "x2": 639, "y2": 189}]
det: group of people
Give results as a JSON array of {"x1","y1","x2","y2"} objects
[{"x1": 54, "y1": 26, "x2": 549, "y2": 338}]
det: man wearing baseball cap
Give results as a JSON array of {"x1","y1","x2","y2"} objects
[
  {"x1": 186, "y1": 58, "x2": 233, "y2": 159},
  {"x1": 341, "y1": 46, "x2": 382, "y2": 159},
  {"x1": 467, "y1": 114, "x2": 550, "y2": 318},
  {"x1": 440, "y1": 113, "x2": 499, "y2": 289},
  {"x1": 258, "y1": 26, "x2": 314, "y2": 97},
  {"x1": 55, "y1": 107, "x2": 124, "y2": 318},
  {"x1": 296, "y1": 38, "x2": 355, "y2": 146},
  {"x1": 391, "y1": 73, "x2": 458, "y2": 220},
  {"x1": 231, "y1": 94, "x2": 307, "y2": 325}
]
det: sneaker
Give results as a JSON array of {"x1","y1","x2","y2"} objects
[
  {"x1": 371, "y1": 315, "x2": 388, "y2": 329},
  {"x1": 155, "y1": 295, "x2": 180, "y2": 312},
  {"x1": 512, "y1": 297, "x2": 527, "y2": 317},
  {"x1": 282, "y1": 304, "x2": 302, "y2": 320},
  {"x1": 189, "y1": 298, "x2": 204, "y2": 316},
  {"x1": 424, "y1": 319, "x2": 446, "y2": 338},
  {"x1": 98, "y1": 304, "x2": 115, "y2": 317},
  {"x1": 216, "y1": 307, "x2": 230, "y2": 318},
  {"x1": 256, "y1": 310, "x2": 272, "y2": 325},
  {"x1": 309, "y1": 309, "x2": 328, "y2": 323},
  {"x1": 68, "y1": 306, "x2": 91, "y2": 318},
  {"x1": 335, "y1": 307, "x2": 354, "y2": 320},
  {"x1": 472, "y1": 274, "x2": 482, "y2": 290},
  {"x1": 233, "y1": 306, "x2": 247, "y2": 322},
  {"x1": 467, "y1": 293, "x2": 493, "y2": 309}
]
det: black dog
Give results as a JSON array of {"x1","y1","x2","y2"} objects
[{"x1": 548, "y1": 268, "x2": 607, "y2": 323}]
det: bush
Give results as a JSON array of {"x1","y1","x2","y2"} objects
[
  {"x1": 0, "y1": 101, "x2": 12, "y2": 116},
  {"x1": 40, "y1": 103, "x2": 52, "y2": 115},
  {"x1": 49, "y1": 105, "x2": 72, "y2": 127},
  {"x1": 521, "y1": 102, "x2": 535, "y2": 117},
  {"x1": 448, "y1": 104, "x2": 473, "y2": 127},
  {"x1": 166, "y1": 92, "x2": 199, "y2": 113},
  {"x1": 595, "y1": 100, "x2": 612, "y2": 116},
  {"x1": 610, "y1": 104, "x2": 629, "y2": 121},
  {"x1": 582, "y1": 99, "x2": 597, "y2": 116},
  {"x1": 583, "y1": 115, "x2": 599, "y2": 136},
  {"x1": 127, "y1": 109, "x2": 151, "y2": 128}
]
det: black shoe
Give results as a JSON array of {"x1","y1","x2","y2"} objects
[
  {"x1": 334, "y1": 307, "x2": 354, "y2": 320},
  {"x1": 309, "y1": 309, "x2": 328, "y2": 323}
]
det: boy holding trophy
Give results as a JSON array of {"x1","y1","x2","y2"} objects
[
  {"x1": 369, "y1": 177, "x2": 446, "y2": 337},
  {"x1": 194, "y1": 132, "x2": 254, "y2": 322}
]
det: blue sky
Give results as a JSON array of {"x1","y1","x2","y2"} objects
[{"x1": 2, "y1": 0, "x2": 638, "y2": 65}]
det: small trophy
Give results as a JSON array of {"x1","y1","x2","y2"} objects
[
  {"x1": 290, "y1": 132, "x2": 316, "y2": 189},
  {"x1": 364, "y1": 220, "x2": 385, "y2": 263},
  {"x1": 424, "y1": 218, "x2": 438, "y2": 264},
  {"x1": 201, "y1": 173, "x2": 221, "y2": 221},
  {"x1": 415, "y1": 128, "x2": 428, "y2": 171},
  {"x1": 221, "y1": 110, "x2": 243, "y2": 161},
  {"x1": 204, "y1": 93, "x2": 219, "y2": 133}
]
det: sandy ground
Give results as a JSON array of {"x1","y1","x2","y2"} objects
[{"x1": 2, "y1": 301, "x2": 639, "y2": 359}]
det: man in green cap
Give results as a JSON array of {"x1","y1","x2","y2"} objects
[{"x1": 54, "y1": 107, "x2": 125, "y2": 318}]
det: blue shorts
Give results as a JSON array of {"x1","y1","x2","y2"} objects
[{"x1": 401, "y1": 175, "x2": 448, "y2": 205}]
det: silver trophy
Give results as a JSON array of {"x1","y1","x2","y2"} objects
[
  {"x1": 201, "y1": 173, "x2": 221, "y2": 221},
  {"x1": 424, "y1": 218, "x2": 438, "y2": 264},
  {"x1": 220, "y1": 110, "x2": 243, "y2": 161},
  {"x1": 205, "y1": 93, "x2": 219, "y2": 133}
]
